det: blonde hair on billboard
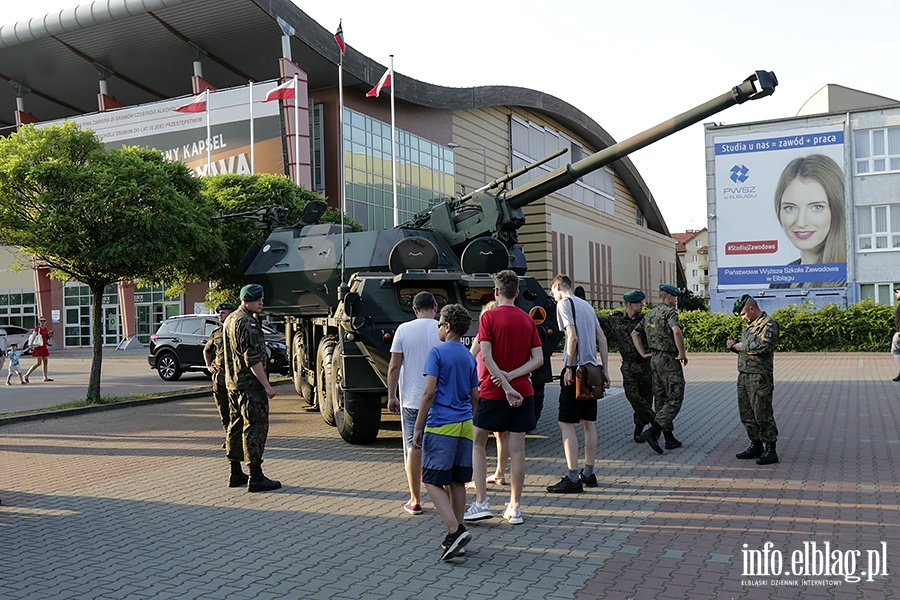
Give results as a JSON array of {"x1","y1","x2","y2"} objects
[{"x1": 773, "y1": 154, "x2": 846, "y2": 265}]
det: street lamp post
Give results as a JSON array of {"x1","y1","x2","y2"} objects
[{"x1": 447, "y1": 142, "x2": 487, "y2": 185}]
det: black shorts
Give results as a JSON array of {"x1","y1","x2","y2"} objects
[
  {"x1": 558, "y1": 373, "x2": 598, "y2": 423},
  {"x1": 473, "y1": 396, "x2": 536, "y2": 433}
]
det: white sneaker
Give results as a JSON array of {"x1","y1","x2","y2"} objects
[
  {"x1": 503, "y1": 502, "x2": 523, "y2": 525},
  {"x1": 463, "y1": 499, "x2": 493, "y2": 521}
]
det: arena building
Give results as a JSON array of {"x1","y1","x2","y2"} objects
[{"x1": 0, "y1": 0, "x2": 680, "y2": 348}]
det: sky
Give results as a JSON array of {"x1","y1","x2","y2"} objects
[{"x1": 5, "y1": 0, "x2": 900, "y2": 232}]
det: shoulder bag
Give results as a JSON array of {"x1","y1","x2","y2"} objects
[
  {"x1": 28, "y1": 328, "x2": 44, "y2": 348},
  {"x1": 567, "y1": 298, "x2": 607, "y2": 401}
]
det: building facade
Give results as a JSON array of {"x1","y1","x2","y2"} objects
[
  {"x1": 0, "y1": 0, "x2": 680, "y2": 347},
  {"x1": 673, "y1": 229, "x2": 709, "y2": 298}
]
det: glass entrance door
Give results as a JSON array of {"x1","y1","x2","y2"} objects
[{"x1": 102, "y1": 306, "x2": 120, "y2": 346}]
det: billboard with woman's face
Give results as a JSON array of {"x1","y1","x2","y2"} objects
[{"x1": 713, "y1": 125, "x2": 847, "y2": 289}]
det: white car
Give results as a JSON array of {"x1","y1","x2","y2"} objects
[{"x1": 0, "y1": 324, "x2": 35, "y2": 354}]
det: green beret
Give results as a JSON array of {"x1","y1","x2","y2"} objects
[
  {"x1": 240, "y1": 284, "x2": 265, "y2": 302},
  {"x1": 215, "y1": 302, "x2": 238, "y2": 312},
  {"x1": 733, "y1": 294, "x2": 752, "y2": 315},
  {"x1": 659, "y1": 284, "x2": 681, "y2": 297},
  {"x1": 623, "y1": 290, "x2": 645, "y2": 303}
]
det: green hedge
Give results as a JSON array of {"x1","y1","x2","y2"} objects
[{"x1": 598, "y1": 299, "x2": 895, "y2": 353}]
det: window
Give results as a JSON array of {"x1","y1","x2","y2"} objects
[
  {"x1": 64, "y1": 283, "x2": 92, "y2": 347},
  {"x1": 0, "y1": 290, "x2": 37, "y2": 329},
  {"x1": 692, "y1": 254, "x2": 699, "y2": 263},
  {"x1": 695, "y1": 239, "x2": 703, "y2": 248},
  {"x1": 857, "y1": 204, "x2": 900, "y2": 251},
  {"x1": 635, "y1": 207, "x2": 643, "y2": 226},
  {"x1": 342, "y1": 107, "x2": 454, "y2": 229},
  {"x1": 854, "y1": 127, "x2": 900, "y2": 175},
  {"x1": 692, "y1": 269, "x2": 698, "y2": 277},
  {"x1": 308, "y1": 102, "x2": 325, "y2": 192},
  {"x1": 510, "y1": 115, "x2": 615, "y2": 215},
  {"x1": 860, "y1": 282, "x2": 900, "y2": 305}
]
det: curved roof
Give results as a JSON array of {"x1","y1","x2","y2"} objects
[{"x1": 0, "y1": 0, "x2": 669, "y2": 235}]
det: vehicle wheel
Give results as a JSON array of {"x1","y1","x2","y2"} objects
[
  {"x1": 156, "y1": 352, "x2": 182, "y2": 381},
  {"x1": 316, "y1": 336, "x2": 336, "y2": 426},
  {"x1": 331, "y1": 356, "x2": 381, "y2": 444},
  {"x1": 292, "y1": 332, "x2": 314, "y2": 405},
  {"x1": 533, "y1": 382, "x2": 545, "y2": 426}
]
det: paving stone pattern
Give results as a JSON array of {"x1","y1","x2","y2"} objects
[{"x1": 1, "y1": 353, "x2": 897, "y2": 599}]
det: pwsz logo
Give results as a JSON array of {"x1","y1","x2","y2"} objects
[{"x1": 729, "y1": 164, "x2": 749, "y2": 183}]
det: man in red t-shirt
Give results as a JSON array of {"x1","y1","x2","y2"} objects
[{"x1": 463, "y1": 270, "x2": 543, "y2": 526}]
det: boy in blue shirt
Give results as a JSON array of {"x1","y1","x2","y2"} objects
[
  {"x1": 6, "y1": 343, "x2": 26, "y2": 385},
  {"x1": 413, "y1": 303, "x2": 478, "y2": 561}
]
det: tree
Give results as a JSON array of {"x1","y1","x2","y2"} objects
[
  {"x1": 0, "y1": 123, "x2": 226, "y2": 401},
  {"x1": 201, "y1": 173, "x2": 361, "y2": 307}
]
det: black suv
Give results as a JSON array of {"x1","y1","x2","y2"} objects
[{"x1": 148, "y1": 314, "x2": 288, "y2": 381}]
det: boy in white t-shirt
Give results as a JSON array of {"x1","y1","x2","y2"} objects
[
  {"x1": 7, "y1": 343, "x2": 26, "y2": 385},
  {"x1": 387, "y1": 291, "x2": 440, "y2": 515}
]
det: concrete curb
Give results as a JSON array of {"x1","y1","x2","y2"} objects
[{"x1": 0, "y1": 378, "x2": 293, "y2": 427}]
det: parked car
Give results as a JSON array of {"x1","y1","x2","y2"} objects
[
  {"x1": 148, "y1": 314, "x2": 289, "y2": 381},
  {"x1": 0, "y1": 324, "x2": 35, "y2": 354}
]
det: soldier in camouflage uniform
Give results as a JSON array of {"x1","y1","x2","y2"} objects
[
  {"x1": 204, "y1": 302, "x2": 238, "y2": 435},
  {"x1": 631, "y1": 284, "x2": 688, "y2": 455},
  {"x1": 599, "y1": 290, "x2": 654, "y2": 444},
  {"x1": 727, "y1": 294, "x2": 780, "y2": 465},
  {"x1": 224, "y1": 284, "x2": 280, "y2": 492}
]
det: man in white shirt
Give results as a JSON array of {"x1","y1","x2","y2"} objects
[
  {"x1": 547, "y1": 275, "x2": 610, "y2": 493},
  {"x1": 388, "y1": 291, "x2": 440, "y2": 515}
]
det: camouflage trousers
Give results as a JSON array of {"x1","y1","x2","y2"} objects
[
  {"x1": 212, "y1": 380, "x2": 229, "y2": 431},
  {"x1": 650, "y1": 352, "x2": 685, "y2": 432},
  {"x1": 621, "y1": 361, "x2": 654, "y2": 427},
  {"x1": 225, "y1": 388, "x2": 270, "y2": 466},
  {"x1": 737, "y1": 371, "x2": 778, "y2": 443}
]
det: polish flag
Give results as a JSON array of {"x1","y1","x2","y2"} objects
[
  {"x1": 263, "y1": 79, "x2": 295, "y2": 102},
  {"x1": 366, "y1": 68, "x2": 392, "y2": 98},
  {"x1": 174, "y1": 93, "x2": 206, "y2": 113}
]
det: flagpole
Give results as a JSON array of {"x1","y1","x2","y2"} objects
[
  {"x1": 389, "y1": 55, "x2": 398, "y2": 228},
  {"x1": 338, "y1": 28, "x2": 346, "y2": 291},
  {"x1": 249, "y1": 81, "x2": 255, "y2": 174},
  {"x1": 205, "y1": 88, "x2": 211, "y2": 175},
  {"x1": 293, "y1": 74, "x2": 300, "y2": 185}
]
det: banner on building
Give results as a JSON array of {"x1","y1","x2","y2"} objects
[
  {"x1": 42, "y1": 83, "x2": 285, "y2": 177},
  {"x1": 713, "y1": 125, "x2": 847, "y2": 289}
]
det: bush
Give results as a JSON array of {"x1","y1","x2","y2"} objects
[{"x1": 597, "y1": 299, "x2": 894, "y2": 353}]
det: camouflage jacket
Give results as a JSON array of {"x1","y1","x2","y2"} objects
[
  {"x1": 223, "y1": 305, "x2": 267, "y2": 392},
  {"x1": 738, "y1": 311, "x2": 779, "y2": 374},
  {"x1": 203, "y1": 326, "x2": 226, "y2": 385},
  {"x1": 599, "y1": 311, "x2": 648, "y2": 363},
  {"x1": 635, "y1": 304, "x2": 681, "y2": 353}
]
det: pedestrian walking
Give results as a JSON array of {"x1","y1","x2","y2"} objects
[
  {"x1": 412, "y1": 303, "x2": 479, "y2": 561},
  {"x1": 631, "y1": 284, "x2": 688, "y2": 454}
]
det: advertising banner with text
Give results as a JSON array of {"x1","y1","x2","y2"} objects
[
  {"x1": 714, "y1": 124, "x2": 847, "y2": 289},
  {"x1": 42, "y1": 83, "x2": 285, "y2": 178}
]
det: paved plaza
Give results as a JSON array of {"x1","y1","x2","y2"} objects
[{"x1": 1, "y1": 352, "x2": 898, "y2": 599}]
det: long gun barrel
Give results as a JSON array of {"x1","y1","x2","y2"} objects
[{"x1": 506, "y1": 70, "x2": 778, "y2": 210}]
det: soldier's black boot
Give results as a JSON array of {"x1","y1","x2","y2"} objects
[
  {"x1": 228, "y1": 460, "x2": 248, "y2": 488},
  {"x1": 892, "y1": 372, "x2": 900, "y2": 382},
  {"x1": 736, "y1": 440, "x2": 763, "y2": 460},
  {"x1": 641, "y1": 422, "x2": 664, "y2": 454},
  {"x1": 633, "y1": 424, "x2": 645, "y2": 444},
  {"x1": 248, "y1": 465, "x2": 282, "y2": 492},
  {"x1": 663, "y1": 430, "x2": 682, "y2": 450},
  {"x1": 756, "y1": 442, "x2": 779, "y2": 465}
]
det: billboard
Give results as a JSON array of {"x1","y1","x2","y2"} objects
[
  {"x1": 43, "y1": 83, "x2": 285, "y2": 177},
  {"x1": 713, "y1": 125, "x2": 846, "y2": 289}
]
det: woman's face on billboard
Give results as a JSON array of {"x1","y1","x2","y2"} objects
[{"x1": 778, "y1": 177, "x2": 831, "y2": 256}]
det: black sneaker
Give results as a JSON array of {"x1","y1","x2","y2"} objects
[
  {"x1": 546, "y1": 476, "x2": 583, "y2": 493},
  {"x1": 440, "y1": 525, "x2": 471, "y2": 561},
  {"x1": 893, "y1": 372, "x2": 900, "y2": 382},
  {"x1": 579, "y1": 469, "x2": 598, "y2": 488},
  {"x1": 664, "y1": 438, "x2": 682, "y2": 450}
]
